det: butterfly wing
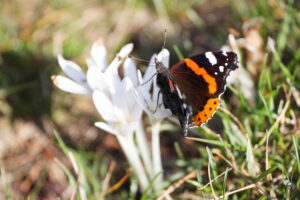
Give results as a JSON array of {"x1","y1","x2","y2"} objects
[{"x1": 170, "y1": 51, "x2": 238, "y2": 127}]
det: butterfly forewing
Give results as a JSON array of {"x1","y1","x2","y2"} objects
[
  {"x1": 170, "y1": 51, "x2": 238, "y2": 127},
  {"x1": 185, "y1": 51, "x2": 238, "y2": 96}
]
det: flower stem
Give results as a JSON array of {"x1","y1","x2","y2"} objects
[
  {"x1": 136, "y1": 120, "x2": 153, "y2": 177},
  {"x1": 151, "y1": 120, "x2": 163, "y2": 190},
  {"x1": 117, "y1": 134, "x2": 149, "y2": 191}
]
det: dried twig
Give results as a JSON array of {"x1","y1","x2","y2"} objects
[
  {"x1": 100, "y1": 160, "x2": 116, "y2": 198},
  {"x1": 156, "y1": 170, "x2": 197, "y2": 200},
  {"x1": 198, "y1": 167, "x2": 233, "y2": 191},
  {"x1": 212, "y1": 183, "x2": 257, "y2": 200},
  {"x1": 107, "y1": 168, "x2": 132, "y2": 193},
  {"x1": 219, "y1": 107, "x2": 247, "y2": 136}
]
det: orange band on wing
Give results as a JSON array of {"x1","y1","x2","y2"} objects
[
  {"x1": 191, "y1": 98, "x2": 220, "y2": 126},
  {"x1": 184, "y1": 58, "x2": 217, "y2": 94}
]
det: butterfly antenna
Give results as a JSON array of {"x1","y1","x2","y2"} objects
[
  {"x1": 127, "y1": 55, "x2": 150, "y2": 64},
  {"x1": 162, "y1": 28, "x2": 167, "y2": 51},
  {"x1": 160, "y1": 28, "x2": 167, "y2": 61},
  {"x1": 140, "y1": 73, "x2": 158, "y2": 86}
]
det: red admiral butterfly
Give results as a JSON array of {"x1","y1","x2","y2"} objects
[{"x1": 156, "y1": 51, "x2": 238, "y2": 135}]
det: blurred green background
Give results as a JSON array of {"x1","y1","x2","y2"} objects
[{"x1": 0, "y1": 0, "x2": 300, "y2": 199}]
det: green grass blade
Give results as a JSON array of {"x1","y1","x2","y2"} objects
[
  {"x1": 222, "y1": 167, "x2": 229, "y2": 200},
  {"x1": 188, "y1": 137, "x2": 243, "y2": 151},
  {"x1": 141, "y1": 172, "x2": 162, "y2": 200},
  {"x1": 293, "y1": 137, "x2": 300, "y2": 175},
  {"x1": 255, "y1": 166, "x2": 278, "y2": 182},
  {"x1": 173, "y1": 45, "x2": 184, "y2": 60}
]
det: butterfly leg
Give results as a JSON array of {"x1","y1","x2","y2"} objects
[
  {"x1": 140, "y1": 73, "x2": 158, "y2": 86},
  {"x1": 152, "y1": 90, "x2": 162, "y2": 114}
]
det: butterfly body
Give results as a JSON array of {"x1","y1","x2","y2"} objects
[{"x1": 156, "y1": 51, "x2": 239, "y2": 135}]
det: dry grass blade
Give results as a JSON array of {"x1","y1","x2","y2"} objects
[
  {"x1": 198, "y1": 167, "x2": 233, "y2": 191},
  {"x1": 265, "y1": 130, "x2": 272, "y2": 181},
  {"x1": 70, "y1": 167, "x2": 88, "y2": 200},
  {"x1": 212, "y1": 183, "x2": 257, "y2": 200},
  {"x1": 156, "y1": 170, "x2": 197, "y2": 200},
  {"x1": 69, "y1": 151, "x2": 87, "y2": 200},
  {"x1": 216, "y1": 135, "x2": 239, "y2": 171},
  {"x1": 291, "y1": 87, "x2": 300, "y2": 106},
  {"x1": 219, "y1": 107, "x2": 247, "y2": 136},
  {"x1": 259, "y1": 97, "x2": 291, "y2": 146},
  {"x1": 107, "y1": 168, "x2": 132, "y2": 194},
  {"x1": 100, "y1": 160, "x2": 116, "y2": 198}
]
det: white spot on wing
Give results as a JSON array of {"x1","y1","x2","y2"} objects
[
  {"x1": 214, "y1": 72, "x2": 218, "y2": 75},
  {"x1": 225, "y1": 63, "x2": 228, "y2": 66},
  {"x1": 205, "y1": 52, "x2": 217, "y2": 65},
  {"x1": 222, "y1": 51, "x2": 228, "y2": 56},
  {"x1": 219, "y1": 66, "x2": 224, "y2": 72}
]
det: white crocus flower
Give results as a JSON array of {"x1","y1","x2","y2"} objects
[
  {"x1": 52, "y1": 41, "x2": 133, "y2": 95},
  {"x1": 52, "y1": 42, "x2": 150, "y2": 191},
  {"x1": 134, "y1": 48, "x2": 172, "y2": 190},
  {"x1": 93, "y1": 75, "x2": 149, "y2": 191},
  {"x1": 92, "y1": 56, "x2": 151, "y2": 191},
  {"x1": 93, "y1": 76, "x2": 142, "y2": 136}
]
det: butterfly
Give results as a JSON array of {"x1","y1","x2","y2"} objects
[{"x1": 155, "y1": 51, "x2": 238, "y2": 135}]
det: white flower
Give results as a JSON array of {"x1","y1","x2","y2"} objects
[
  {"x1": 93, "y1": 75, "x2": 143, "y2": 136},
  {"x1": 133, "y1": 48, "x2": 172, "y2": 190},
  {"x1": 52, "y1": 41, "x2": 150, "y2": 190},
  {"x1": 135, "y1": 49, "x2": 172, "y2": 122},
  {"x1": 88, "y1": 49, "x2": 150, "y2": 190},
  {"x1": 52, "y1": 40, "x2": 142, "y2": 136},
  {"x1": 52, "y1": 41, "x2": 134, "y2": 95}
]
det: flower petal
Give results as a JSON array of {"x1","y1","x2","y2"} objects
[
  {"x1": 95, "y1": 122, "x2": 121, "y2": 135},
  {"x1": 51, "y1": 75, "x2": 91, "y2": 95},
  {"x1": 137, "y1": 70, "x2": 143, "y2": 85},
  {"x1": 93, "y1": 90, "x2": 116, "y2": 122},
  {"x1": 118, "y1": 122, "x2": 137, "y2": 136},
  {"x1": 117, "y1": 43, "x2": 134, "y2": 58},
  {"x1": 152, "y1": 108, "x2": 172, "y2": 120},
  {"x1": 137, "y1": 84, "x2": 154, "y2": 109},
  {"x1": 111, "y1": 77, "x2": 132, "y2": 114},
  {"x1": 90, "y1": 41, "x2": 107, "y2": 71},
  {"x1": 123, "y1": 76, "x2": 134, "y2": 91},
  {"x1": 123, "y1": 78, "x2": 143, "y2": 120},
  {"x1": 156, "y1": 48, "x2": 170, "y2": 68},
  {"x1": 141, "y1": 55, "x2": 157, "y2": 92},
  {"x1": 105, "y1": 43, "x2": 134, "y2": 76},
  {"x1": 144, "y1": 54, "x2": 157, "y2": 80},
  {"x1": 124, "y1": 58, "x2": 138, "y2": 85},
  {"x1": 86, "y1": 66, "x2": 107, "y2": 91},
  {"x1": 95, "y1": 121, "x2": 137, "y2": 137},
  {"x1": 57, "y1": 55, "x2": 88, "y2": 86},
  {"x1": 133, "y1": 88, "x2": 152, "y2": 116}
]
